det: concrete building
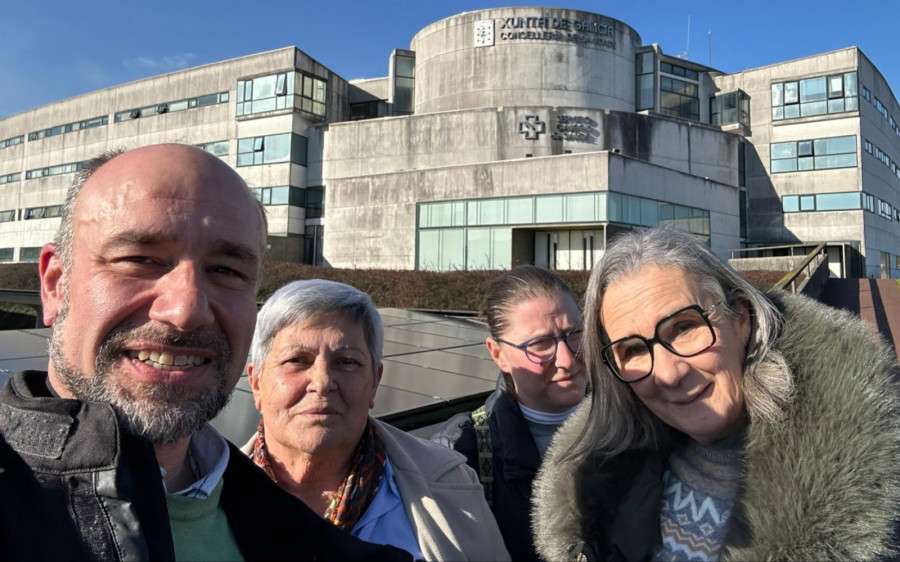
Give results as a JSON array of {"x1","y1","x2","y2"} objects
[{"x1": 1, "y1": 7, "x2": 898, "y2": 277}]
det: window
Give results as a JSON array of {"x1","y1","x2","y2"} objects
[
  {"x1": 237, "y1": 133, "x2": 307, "y2": 167},
  {"x1": 711, "y1": 91, "x2": 750, "y2": 127},
  {"x1": 865, "y1": 140, "x2": 873, "y2": 154},
  {"x1": 195, "y1": 140, "x2": 229, "y2": 157},
  {"x1": 115, "y1": 92, "x2": 228, "y2": 122},
  {"x1": 18, "y1": 247, "x2": 41, "y2": 262},
  {"x1": 0, "y1": 248, "x2": 12, "y2": 262},
  {"x1": 863, "y1": 87, "x2": 871, "y2": 102},
  {"x1": 253, "y1": 186, "x2": 305, "y2": 207},
  {"x1": 659, "y1": 64, "x2": 699, "y2": 121},
  {"x1": 874, "y1": 97, "x2": 890, "y2": 120},
  {"x1": 863, "y1": 193, "x2": 876, "y2": 212},
  {"x1": 879, "y1": 199, "x2": 893, "y2": 220},
  {"x1": 660, "y1": 62, "x2": 699, "y2": 80},
  {"x1": 816, "y1": 192, "x2": 862, "y2": 211},
  {"x1": 29, "y1": 115, "x2": 108, "y2": 141},
  {"x1": 782, "y1": 192, "x2": 864, "y2": 213},
  {"x1": 417, "y1": 192, "x2": 710, "y2": 270},
  {"x1": 23, "y1": 205, "x2": 63, "y2": 220},
  {"x1": 237, "y1": 72, "x2": 292, "y2": 115},
  {"x1": 350, "y1": 101, "x2": 388, "y2": 120},
  {"x1": 0, "y1": 210, "x2": 15, "y2": 222},
  {"x1": 770, "y1": 135, "x2": 857, "y2": 173},
  {"x1": 0, "y1": 135, "x2": 24, "y2": 150},
  {"x1": 303, "y1": 225, "x2": 325, "y2": 266},
  {"x1": 306, "y1": 186, "x2": 324, "y2": 218},
  {"x1": 0, "y1": 172, "x2": 21, "y2": 185},
  {"x1": 874, "y1": 146, "x2": 892, "y2": 168},
  {"x1": 392, "y1": 53, "x2": 415, "y2": 115},
  {"x1": 635, "y1": 51, "x2": 655, "y2": 111},
  {"x1": 25, "y1": 161, "x2": 87, "y2": 179},
  {"x1": 772, "y1": 72, "x2": 857, "y2": 120},
  {"x1": 237, "y1": 72, "x2": 326, "y2": 118}
]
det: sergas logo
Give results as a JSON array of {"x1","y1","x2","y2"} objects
[{"x1": 518, "y1": 115, "x2": 546, "y2": 140}]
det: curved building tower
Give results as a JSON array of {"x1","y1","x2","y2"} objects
[{"x1": 323, "y1": 7, "x2": 740, "y2": 271}]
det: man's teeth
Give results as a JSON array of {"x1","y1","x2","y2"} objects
[{"x1": 128, "y1": 350, "x2": 207, "y2": 371}]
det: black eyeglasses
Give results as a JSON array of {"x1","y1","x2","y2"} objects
[
  {"x1": 601, "y1": 303, "x2": 721, "y2": 383},
  {"x1": 494, "y1": 327, "x2": 583, "y2": 365}
]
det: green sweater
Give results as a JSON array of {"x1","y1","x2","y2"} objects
[{"x1": 166, "y1": 479, "x2": 244, "y2": 561}]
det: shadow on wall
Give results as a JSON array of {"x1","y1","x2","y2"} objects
[
  {"x1": 869, "y1": 280, "x2": 896, "y2": 348},
  {"x1": 744, "y1": 143, "x2": 802, "y2": 246}
]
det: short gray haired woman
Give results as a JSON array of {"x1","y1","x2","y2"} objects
[
  {"x1": 532, "y1": 227, "x2": 900, "y2": 561},
  {"x1": 244, "y1": 279, "x2": 509, "y2": 561}
]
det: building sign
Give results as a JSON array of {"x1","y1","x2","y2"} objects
[
  {"x1": 518, "y1": 114, "x2": 599, "y2": 143},
  {"x1": 474, "y1": 20, "x2": 495, "y2": 47},
  {"x1": 495, "y1": 16, "x2": 617, "y2": 49},
  {"x1": 518, "y1": 115, "x2": 546, "y2": 139},
  {"x1": 552, "y1": 115, "x2": 599, "y2": 143}
]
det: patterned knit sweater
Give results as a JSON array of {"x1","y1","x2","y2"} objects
[{"x1": 652, "y1": 434, "x2": 743, "y2": 561}]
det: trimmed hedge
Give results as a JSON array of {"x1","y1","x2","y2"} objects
[{"x1": 0, "y1": 262, "x2": 787, "y2": 314}]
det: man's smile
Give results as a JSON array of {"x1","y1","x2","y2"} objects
[{"x1": 126, "y1": 349, "x2": 210, "y2": 371}]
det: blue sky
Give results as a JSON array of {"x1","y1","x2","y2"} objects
[{"x1": 2, "y1": 0, "x2": 899, "y2": 119}]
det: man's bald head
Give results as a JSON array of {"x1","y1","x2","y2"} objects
[{"x1": 55, "y1": 144, "x2": 268, "y2": 273}]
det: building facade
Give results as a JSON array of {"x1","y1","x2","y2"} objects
[{"x1": 1, "y1": 7, "x2": 898, "y2": 277}]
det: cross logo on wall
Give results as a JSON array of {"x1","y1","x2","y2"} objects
[{"x1": 518, "y1": 115, "x2": 546, "y2": 140}]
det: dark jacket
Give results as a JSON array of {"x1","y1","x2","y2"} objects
[
  {"x1": 432, "y1": 377, "x2": 543, "y2": 561},
  {"x1": 0, "y1": 371, "x2": 411, "y2": 562},
  {"x1": 533, "y1": 293, "x2": 900, "y2": 561}
]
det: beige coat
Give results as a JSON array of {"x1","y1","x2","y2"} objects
[
  {"x1": 242, "y1": 420, "x2": 510, "y2": 561},
  {"x1": 375, "y1": 419, "x2": 510, "y2": 561}
]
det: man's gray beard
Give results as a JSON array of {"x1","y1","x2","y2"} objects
[{"x1": 49, "y1": 306, "x2": 233, "y2": 445}]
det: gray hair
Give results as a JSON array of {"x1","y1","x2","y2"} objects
[
  {"x1": 248, "y1": 279, "x2": 384, "y2": 377},
  {"x1": 54, "y1": 145, "x2": 269, "y2": 274},
  {"x1": 55, "y1": 149, "x2": 125, "y2": 271},
  {"x1": 570, "y1": 227, "x2": 790, "y2": 462}
]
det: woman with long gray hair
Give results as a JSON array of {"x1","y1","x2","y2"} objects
[{"x1": 532, "y1": 227, "x2": 900, "y2": 561}]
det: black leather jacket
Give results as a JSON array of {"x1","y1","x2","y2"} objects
[
  {"x1": 0, "y1": 371, "x2": 410, "y2": 561},
  {"x1": 432, "y1": 377, "x2": 543, "y2": 562}
]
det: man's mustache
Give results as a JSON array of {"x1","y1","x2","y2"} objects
[{"x1": 97, "y1": 324, "x2": 231, "y2": 364}]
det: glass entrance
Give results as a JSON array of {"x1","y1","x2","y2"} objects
[{"x1": 534, "y1": 229, "x2": 604, "y2": 270}]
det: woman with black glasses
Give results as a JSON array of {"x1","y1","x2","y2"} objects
[
  {"x1": 532, "y1": 227, "x2": 900, "y2": 561},
  {"x1": 432, "y1": 265, "x2": 586, "y2": 562}
]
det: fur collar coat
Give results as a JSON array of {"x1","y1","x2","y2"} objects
[{"x1": 532, "y1": 292, "x2": 900, "y2": 561}]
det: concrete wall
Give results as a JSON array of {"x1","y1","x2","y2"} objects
[
  {"x1": 857, "y1": 52, "x2": 900, "y2": 277},
  {"x1": 311, "y1": 106, "x2": 740, "y2": 186},
  {"x1": 323, "y1": 151, "x2": 740, "y2": 269},
  {"x1": 606, "y1": 156, "x2": 741, "y2": 257},
  {"x1": 410, "y1": 8, "x2": 641, "y2": 114},
  {"x1": 349, "y1": 78, "x2": 390, "y2": 103}
]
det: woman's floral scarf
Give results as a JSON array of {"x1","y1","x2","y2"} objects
[{"x1": 251, "y1": 417, "x2": 387, "y2": 529}]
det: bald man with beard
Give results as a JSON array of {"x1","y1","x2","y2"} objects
[{"x1": 0, "y1": 144, "x2": 409, "y2": 562}]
